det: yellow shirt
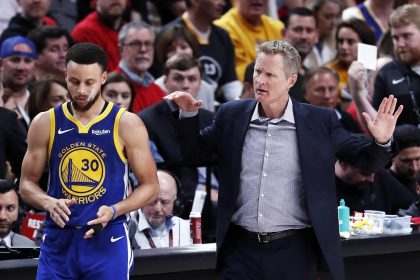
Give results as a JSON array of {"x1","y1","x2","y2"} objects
[
  {"x1": 214, "y1": 8, "x2": 284, "y2": 82},
  {"x1": 327, "y1": 59, "x2": 349, "y2": 100}
]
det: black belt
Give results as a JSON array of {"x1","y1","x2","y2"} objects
[{"x1": 231, "y1": 224, "x2": 303, "y2": 244}]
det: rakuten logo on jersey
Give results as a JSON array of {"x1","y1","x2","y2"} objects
[{"x1": 92, "y1": 129, "x2": 111, "y2": 135}]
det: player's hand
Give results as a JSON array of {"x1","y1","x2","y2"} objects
[
  {"x1": 84, "y1": 205, "x2": 115, "y2": 238},
  {"x1": 164, "y1": 91, "x2": 202, "y2": 112},
  {"x1": 46, "y1": 198, "x2": 76, "y2": 228}
]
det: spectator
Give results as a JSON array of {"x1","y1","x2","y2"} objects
[
  {"x1": 390, "y1": 124, "x2": 420, "y2": 199},
  {"x1": 342, "y1": 0, "x2": 393, "y2": 42},
  {"x1": 327, "y1": 18, "x2": 375, "y2": 106},
  {"x1": 27, "y1": 76, "x2": 69, "y2": 121},
  {"x1": 139, "y1": 54, "x2": 214, "y2": 209},
  {"x1": 0, "y1": 0, "x2": 20, "y2": 36},
  {"x1": 102, "y1": 72, "x2": 134, "y2": 111},
  {"x1": 0, "y1": 0, "x2": 55, "y2": 45},
  {"x1": 0, "y1": 108, "x2": 27, "y2": 180},
  {"x1": 304, "y1": 66, "x2": 363, "y2": 133},
  {"x1": 304, "y1": 0, "x2": 342, "y2": 69},
  {"x1": 335, "y1": 157, "x2": 414, "y2": 214},
  {"x1": 116, "y1": 20, "x2": 166, "y2": 113},
  {"x1": 154, "y1": 24, "x2": 215, "y2": 111},
  {"x1": 282, "y1": 7, "x2": 319, "y2": 102},
  {"x1": 49, "y1": 0, "x2": 78, "y2": 32},
  {"x1": 0, "y1": 179, "x2": 36, "y2": 247},
  {"x1": 165, "y1": 0, "x2": 242, "y2": 102},
  {"x1": 27, "y1": 26, "x2": 72, "y2": 80},
  {"x1": 214, "y1": 0, "x2": 284, "y2": 83},
  {"x1": 372, "y1": 4, "x2": 420, "y2": 126},
  {"x1": 0, "y1": 35, "x2": 37, "y2": 129},
  {"x1": 71, "y1": 0, "x2": 127, "y2": 71},
  {"x1": 131, "y1": 170, "x2": 192, "y2": 249}
]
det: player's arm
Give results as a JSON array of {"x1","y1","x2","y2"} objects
[
  {"x1": 20, "y1": 112, "x2": 75, "y2": 228},
  {"x1": 85, "y1": 112, "x2": 159, "y2": 237}
]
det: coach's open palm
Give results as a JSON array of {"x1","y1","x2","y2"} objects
[
  {"x1": 363, "y1": 95, "x2": 403, "y2": 144},
  {"x1": 164, "y1": 91, "x2": 202, "y2": 112}
]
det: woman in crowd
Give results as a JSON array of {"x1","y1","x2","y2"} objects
[{"x1": 102, "y1": 72, "x2": 134, "y2": 111}]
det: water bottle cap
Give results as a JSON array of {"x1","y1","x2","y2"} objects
[{"x1": 340, "y1": 199, "x2": 345, "y2": 206}]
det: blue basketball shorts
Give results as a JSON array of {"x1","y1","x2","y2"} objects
[{"x1": 36, "y1": 223, "x2": 133, "y2": 280}]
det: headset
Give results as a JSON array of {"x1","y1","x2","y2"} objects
[{"x1": 157, "y1": 169, "x2": 185, "y2": 217}]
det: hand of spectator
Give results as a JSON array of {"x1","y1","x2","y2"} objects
[
  {"x1": 348, "y1": 61, "x2": 367, "y2": 95},
  {"x1": 84, "y1": 205, "x2": 115, "y2": 238},
  {"x1": 164, "y1": 91, "x2": 202, "y2": 112},
  {"x1": 363, "y1": 95, "x2": 403, "y2": 144},
  {"x1": 46, "y1": 198, "x2": 76, "y2": 228}
]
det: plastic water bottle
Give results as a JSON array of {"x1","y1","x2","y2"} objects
[{"x1": 338, "y1": 199, "x2": 350, "y2": 237}]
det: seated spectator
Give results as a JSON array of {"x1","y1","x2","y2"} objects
[
  {"x1": 1, "y1": 35, "x2": 37, "y2": 129},
  {"x1": 390, "y1": 125, "x2": 420, "y2": 199},
  {"x1": 139, "y1": 54, "x2": 215, "y2": 211},
  {"x1": 304, "y1": 0, "x2": 342, "y2": 69},
  {"x1": 0, "y1": 107, "x2": 27, "y2": 180},
  {"x1": 130, "y1": 170, "x2": 192, "y2": 249},
  {"x1": 335, "y1": 156, "x2": 415, "y2": 214},
  {"x1": 327, "y1": 18, "x2": 375, "y2": 107},
  {"x1": 116, "y1": 20, "x2": 166, "y2": 113},
  {"x1": 0, "y1": 179, "x2": 36, "y2": 247},
  {"x1": 154, "y1": 24, "x2": 215, "y2": 111},
  {"x1": 27, "y1": 26, "x2": 73, "y2": 80},
  {"x1": 0, "y1": 0, "x2": 55, "y2": 44},
  {"x1": 102, "y1": 72, "x2": 134, "y2": 111},
  {"x1": 304, "y1": 66, "x2": 363, "y2": 133},
  {"x1": 214, "y1": 0, "x2": 284, "y2": 83},
  {"x1": 72, "y1": 0, "x2": 127, "y2": 71},
  {"x1": 240, "y1": 61, "x2": 255, "y2": 100},
  {"x1": 27, "y1": 76, "x2": 69, "y2": 121}
]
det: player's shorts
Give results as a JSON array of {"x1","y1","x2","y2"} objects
[{"x1": 36, "y1": 223, "x2": 133, "y2": 280}]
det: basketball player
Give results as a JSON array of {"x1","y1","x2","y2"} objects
[{"x1": 19, "y1": 43, "x2": 159, "y2": 279}]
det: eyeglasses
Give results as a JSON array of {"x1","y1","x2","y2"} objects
[{"x1": 123, "y1": 40, "x2": 153, "y2": 51}]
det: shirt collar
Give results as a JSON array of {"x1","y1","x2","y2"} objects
[
  {"x1": 250, "y1": 98, "x2": 295, "y2": 124},
  {"x1": 1, "y1": 232, "x2": 12, "y2": 247},
  {"x1": 118, "y1": 61, "x2": 154, "y2": 87},
  {"x1": 137, "y1": 210, "x2": 175, "y2": 233}
]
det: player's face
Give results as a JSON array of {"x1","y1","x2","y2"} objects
[
  {"x1": 65, "y1": 61, "x2": 106, "y2": 112},
  {"x1": 102, "y1": 81, "x2": 132, "y2": 109},
  {"x1": 337, "y1": 27, "x2": 360, "y2": 67},
  {"x1": 142, "y1": 177, "x2": 177, "y2": 228},
  {"x1": 391, "y1": 23, "x2": 420, "y2": 66},
  {"x1": 37, "y1": 36, "x2": 68, "y2": 76},
  {"x1": 253, "y1": 52, "x2": 297, "y2": 108},
  {"x1": 0, "y1": 190, "x2": 19, "y2": 239},
  {"x1": 392, "y1": 147, "x2": 420, "y2": 179},
  {"x1": 164, "y1": 67, "x2": 201, "y2": 98},
  {"x1": 305, "y1": 72, "x2": 339, "y2": 109}
]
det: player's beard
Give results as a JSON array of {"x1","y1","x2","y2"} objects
[{"x1": 70, "y1": 90, "x2": 101, "y2": 112}]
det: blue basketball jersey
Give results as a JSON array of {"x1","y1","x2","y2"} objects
[{"x1": 47, "y1": 102, "x2": 128, "y2": 227}]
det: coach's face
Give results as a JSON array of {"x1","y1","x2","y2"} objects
[
  {"x1": 0, "y1": 190, "x2": 19, "y2": 238},
  {"x1": 253, "y1": 52, "x2": 297, "y2": 108}
]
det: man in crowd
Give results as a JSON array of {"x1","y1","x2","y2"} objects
[
  {"x1": 0, "y1": 179, "x2": 35, "y2": 247},
  {"x1": 0, "y1": 0, "x2": 55, "y2": 44},
  {"x1": 139, "y1": 54, "x2": 214, "y2": 210},
  {"x1": 131, "y1": 170, "x2": 191, "y2": 249},
  {"x1": 27, "y1": 26, "x2": 72, "y2": 80},
  {"x1": 304, "y1": 66, "x2": 362, "y2": 133},
  {"x1": 214, "y1": 0, "x2": 284, "y2": 83},
  {"x1": 166, "y1": 40, "x2": 402, "y2": 279},
  {"x1": 167, "y1": 0, "x2": 242, "y2": 102},
  {"x1": 117, "y1": 20, "x2": 166, "y2": 113},
  {"x1": 390, "y1": 124, "x2": 420, "y2": 199},
  {"x1": 373, "y1": 4, "x2": 420, "y2": 126},
  {"x1": 71, "y1": 0, "x2": 127, "y2": 71},
  {"x1": 0, "y1": 35, "x2": 37, "y2": 129},
  {"x1": 19, "y1": 43, "x2": 159, "y2": 278},
  {"x1": 282, "y1": 7, "x2": 319, "y2": 102}
]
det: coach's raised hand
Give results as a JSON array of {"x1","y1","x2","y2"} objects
[{"x1": 164, "y1": 91, "x2": 203, "y2": 112}]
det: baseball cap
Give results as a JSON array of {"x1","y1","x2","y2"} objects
[{"x1": 0, "y1": 35, "x2": 37, "y2": 59}]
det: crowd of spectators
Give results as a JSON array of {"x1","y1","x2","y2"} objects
[{"x1": 1, "y1": 0, "x2": 420, "y2": 251}]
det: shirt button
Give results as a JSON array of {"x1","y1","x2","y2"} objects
[
  {"x1": 265, "y1": 152, "x2": 269, "y2": 157},
  {"x1": 261, "y1": 193, "x2": 264, "y2": 197},
  {"x1": 268, "y1": 133, "x2": 272, "y2": 137},
  {"x1": 259, "y1": 213, "x2": 263, "y2": 217},
  {"x1": 263, "y1": 172, "x2": 267, "y2": 177}
]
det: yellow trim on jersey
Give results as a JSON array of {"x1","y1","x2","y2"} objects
[
  {"x1": 114, "y1": 108, "x2": 127, "y2": 163},
  {"x1": 48, "y1": 108, "x2": 55, "y2": 159},
  {"x1": 62, "y1": 102, "x2": 113, "y2": 134},
  {"x1": 182, "y1": 13, "x2": 209, "y2": 45}
]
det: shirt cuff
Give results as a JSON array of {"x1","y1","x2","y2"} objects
[
  {"x1": 179, "y1": 109, "x2": 198, "y2": 118},
  {"x1": 375, "y1": 138, "x2": 392, "y2": 148}
]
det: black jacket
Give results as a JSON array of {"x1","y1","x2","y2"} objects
[
  {"x1": 373, "y1": 60, "x2": 420, "y2": 126},
  {"x1": 0, "y1": 14, "x2": 38, "y2": 44}
]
